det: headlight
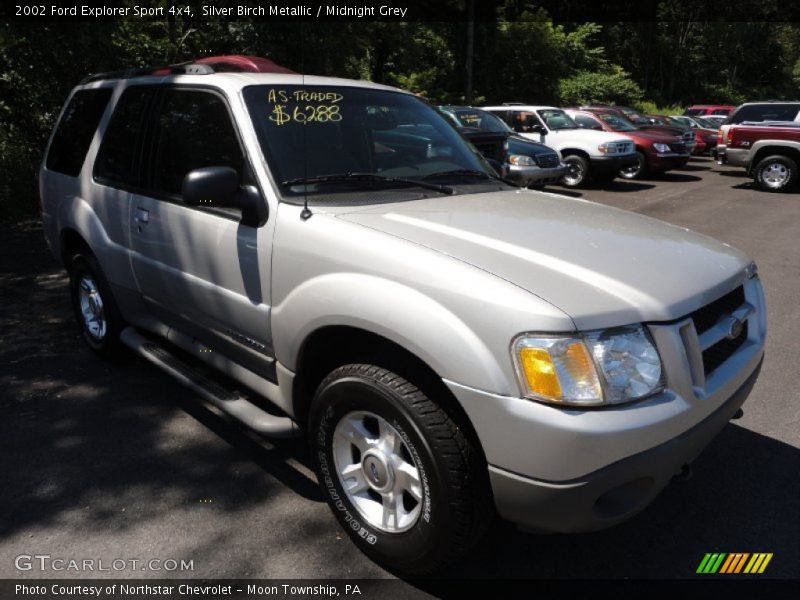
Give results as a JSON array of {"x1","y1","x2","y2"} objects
[
  {"x1": 598, "y1": 142, "x2": 618, "y2": 154},
  {"x1": 653, "y1": 143, "x2": 671, "y2": 153},
  {"x1": 512, "y1": 325, "x2": 664, "y2": 406},
  {"x1": 508, "y1": 154, "x2": 536, "y2": 166}
]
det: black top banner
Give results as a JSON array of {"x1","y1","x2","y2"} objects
[{"x1": 2, "y1": 0, "x2": 799, "y2": 23}]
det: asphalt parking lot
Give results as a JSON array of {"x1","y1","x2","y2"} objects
[{"x1": 1, "y1": 157, "x2": 798, "y2": 586}]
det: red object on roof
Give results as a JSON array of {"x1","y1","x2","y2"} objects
[{"x1": 194, "y1": 55, "x2": 296, "y2": 74}]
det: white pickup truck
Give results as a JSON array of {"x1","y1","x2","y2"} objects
[{"x1": 482, "y1": 105, "x2": 638, "y2": 187}]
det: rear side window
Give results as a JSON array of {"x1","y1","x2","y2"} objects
[
  {"x1": 151, "y1": 89, "x2": 244, "y2": 197},
  {"x1": 46, "y1": 89, "x2": 112, "y2": 176},
  {"x1": 730, "y1": 104, "x2": 800, "y2": 124},
  {"x1": 712, "y1": 108, "x2": 731, "y2": 115},
  {"x1": 94, "y1": 86, "x2": 154, "y2": 188}
]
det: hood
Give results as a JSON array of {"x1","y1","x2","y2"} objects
[
  {"x1": 507, "y1": 135, "x2": 558, "y2": 156},
  {"x1": 639, "y1": 124, "x2": 686, "y2": 136},
  {"x1": 334, "y1": 190, "x2": 749, "y2": 330},
  {"x1": 622, "y1": 128, "x2": 682, "y2": 143},
  {"x1": 549, "y1": 128, "x2": 632, "y2": 144}
]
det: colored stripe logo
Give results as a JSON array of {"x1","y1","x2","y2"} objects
[{"x1": 697, "y1": 552, "x2": 773, "y2": 574}]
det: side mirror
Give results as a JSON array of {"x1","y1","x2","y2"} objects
[
  {"x1": 183, "y1": 166, "x2": 239, "y2": 207},
  {"x1": 530, "y1": 124, "x2": 546, "y2": 135},
  {"x1": 182, "y1": 166, "x2": 267, "y2": 227}
]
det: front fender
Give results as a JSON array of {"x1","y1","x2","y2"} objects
[{"x1": 271, "y1": 272, "x2": 510, "y2": 394}]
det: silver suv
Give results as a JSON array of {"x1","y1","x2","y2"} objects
[{"x1": 40, "y1": 58, "x2": 766, "y2": 575}]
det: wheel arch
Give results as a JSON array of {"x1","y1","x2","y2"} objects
[
  {"x1": 749, "y1": 145, "x2": 800, "y2": 174},
  {"x1": 59, "y1": 227, "x2": 92, "y2": 267},
  {"x1": 293, "y1": 324, "x2": 488, "y2": 465},
  {"x1": 559, "y1": 147, "x2": 591, "y2": 160}
]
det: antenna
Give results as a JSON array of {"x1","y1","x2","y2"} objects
[{"x1": 299, "y1": 23, "x2": 312, "y2": 221}]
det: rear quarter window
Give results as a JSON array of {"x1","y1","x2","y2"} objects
[
  {"x1": 46, "y1": 88, "x2": 112, "y2": 176},
  {"x1": 94, "y1": 86, "x2": 155, "y2": 188}
]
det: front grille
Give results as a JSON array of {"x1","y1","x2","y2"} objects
[
  {"x1": 671, "y1": 141, "x2": 686, "y2": 153},
  {"x1": 688, "y1": 285, "x2": 748, "y2": 375},
  {"x1": 689, "y1": 286, "x2": 745, "y2": 334},
  {"x1": 702, "y1": 322, "x2": 748, "y2": 374},
  {"x1": 535, "y1": 153, "x2": 560, "y2": 168}
]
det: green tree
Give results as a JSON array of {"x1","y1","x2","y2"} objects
[{"x1": 557, "y1": 66, "x2": 644, "y2": 105}]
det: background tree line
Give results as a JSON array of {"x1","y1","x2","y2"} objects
[{"x1": 3, "y1": 0, "x2": 800, "y2": 220}]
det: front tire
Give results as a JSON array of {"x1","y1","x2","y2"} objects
[
  {"x1": 309, "y1": 364, "x2": 491, "y2": 575},
  {"x1": 618, "y1": 151, "x2": 647, "y2": 180},
  {"x1": 561, "y1": 154, "x2": 590, "y2": 187},
  {"x1": 68, "y1": 253, "x2": 125, "y2": 358},
  {"x1": 753, "y1": 154, "x2": 797, "y2": 192}
]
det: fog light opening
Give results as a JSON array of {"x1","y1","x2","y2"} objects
[{"x1": 593, "y1": 477, "x2": 655, "y2": 520}]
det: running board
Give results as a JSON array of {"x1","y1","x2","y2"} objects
[{"x1": 121, "y1": 327, "x2": 299, "y2": 438}]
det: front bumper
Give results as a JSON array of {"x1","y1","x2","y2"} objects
[
  {"x1": 446, "y1": 276, "x2": 766, "y2": 532},
  {"x1": 590, "y1": 154, "x2": 639, "y2": 174},
  {"x1": 647, "y1": 152, "x2": 691, "y2": 172},
  {"x1": 507, "y1": 163, "x2": 568, "y2": 187},
  {"x1": 488, "y1": 359, "x2": 761, "y2": 532}
]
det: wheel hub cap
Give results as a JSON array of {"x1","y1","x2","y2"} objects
[
  {"x1": 763, "y1": 163, "x2": 787, "y2": 187},
  {"x1": 78, "y1": 275, "x2": 107, "y2": 340},
  {"x1": 362, "y1": 450, "x2": 393, "y2": 492},
  {"x1": 332, "y1": 410, "x2": 423, "y2": 533}
]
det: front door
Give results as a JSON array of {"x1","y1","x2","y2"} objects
[{"x1": 128, "y1": 87, "x2": 275, "y2": 378}]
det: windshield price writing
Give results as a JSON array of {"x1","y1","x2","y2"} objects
[{"x1": 267, "y1": 89, "x2": 343, "y2": 125}]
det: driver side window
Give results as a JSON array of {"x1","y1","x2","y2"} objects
[
  {"x1": 151, "y1": 89, "x2": 245, "y2": 198},
  {"x1": 510, "y1": 111, "x2": 541, "y2": 133}
]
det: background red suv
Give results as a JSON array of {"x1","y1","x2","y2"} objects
[
  {"x1": 684, "y1": 105, "x2": 735, "y2": 116},
  {"x1": 566, "y1": 109, "x2": 690, "y2": 179}
]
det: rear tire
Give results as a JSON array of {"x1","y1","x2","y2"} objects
[
  {"x1": 68, "y1": 253, "x2": 126, "y2": 359},
  {"x1": 753, "y1": 155, "x2": 797, "y2": 192},
  {"x1": 309, "y1": 364, "x2": 491, "y2": 575},
  {"x1": 561, "y1": 154, "x2": 590, "y2": 187}
]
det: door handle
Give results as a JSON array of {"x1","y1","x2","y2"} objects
[
  {"x1": 135, "y1": 208, "x2": 150, "y2": 224},
  {"x1": 135, "y1": 207, "x2": 150, "y2": 233}
]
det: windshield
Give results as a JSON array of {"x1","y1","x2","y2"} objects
[
  {"x1": 243, "y1": 85, "x2": 494, "y2": 198},
  {"x1": 596, "y1": 113, "x2": 637, "y2": 131},
  {"x1": 451, "y1": 108, "x2": 511, "y2": 133},
  {"x1": 538, "y1": 109, "x2": 578, "y2": 130}
]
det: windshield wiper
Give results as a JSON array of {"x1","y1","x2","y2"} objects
[
  {"x1": 423, "y1": 169, "x2": 513, "y2": 185},
  {"x1": 422, "y1": 168, "x2": 506, "y2": 183},
  {"x1": 281, "y1": 172, "x2": 453, "y2": 195}
]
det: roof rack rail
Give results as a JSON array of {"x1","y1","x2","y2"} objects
[
  {"x1": 80, "y1": 55, "x2": 295, "y2": 84},
  {"x1": 502, "y1": 102, "x2": 525, "y2": 106}
]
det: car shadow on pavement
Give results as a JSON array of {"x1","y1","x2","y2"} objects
[
  {"x1": 422, "y1": 423, "x2": 799, "y2": 581},
  {"x1": 593, "y1": 181, "x2": 656, "y2": 193},
  {"x1": 0, "y1": 220, "x2": 321, "y2": 547},
  {"x1": 641, "y1": 172, "x2": 703, "y2": 183},
  {"x1": 676, "y1": 163, "x2": 713, "y2": 172},
  {"x1": 716, "y1": 169, "x2": 750, "y2": 178}
]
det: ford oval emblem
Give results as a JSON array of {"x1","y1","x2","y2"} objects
[{"x1": 727, "y1": 317, "x2": 745, "y2": 340}]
